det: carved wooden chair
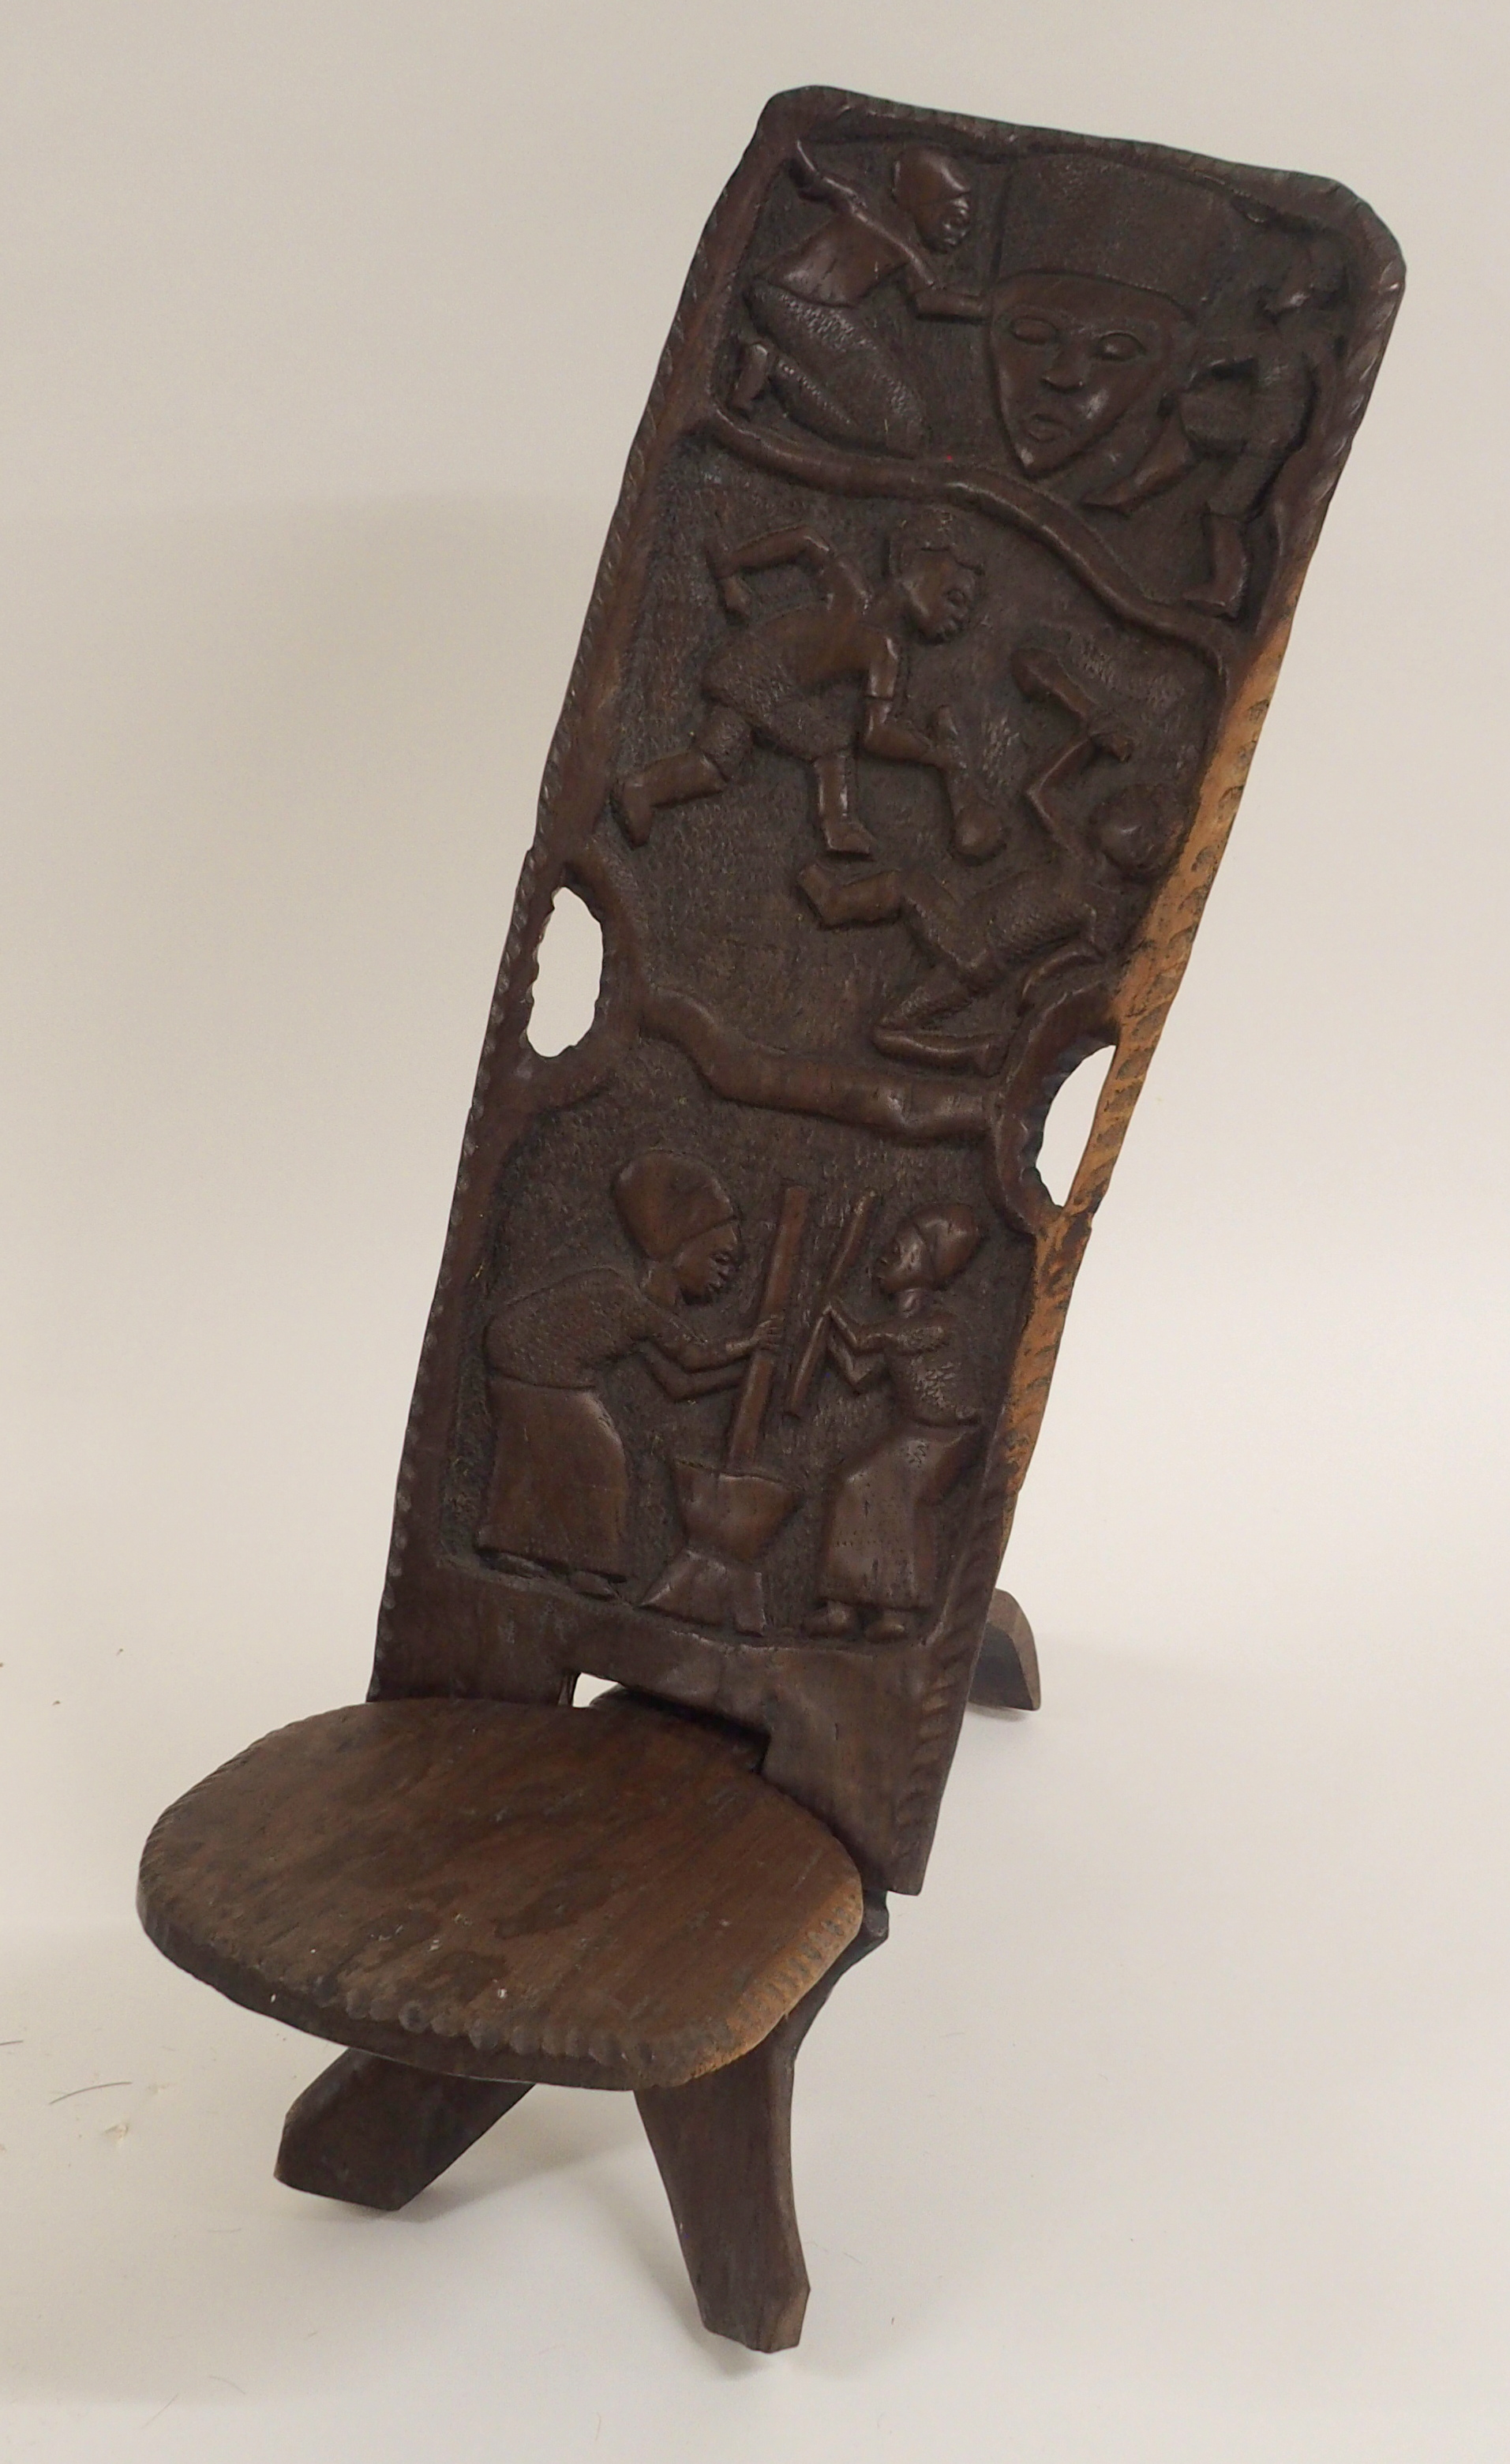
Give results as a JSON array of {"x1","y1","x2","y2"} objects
[{"x1": 138, "y1": 90, "x2": 1399, "y2": 2350}]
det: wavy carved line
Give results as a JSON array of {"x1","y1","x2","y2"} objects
[{"x1": 700, "y1": 403, "x2": 1234, "y2": 678}]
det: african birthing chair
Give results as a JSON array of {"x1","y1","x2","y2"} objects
[{"x1": 138, "y1": 90, "x2": 1400, "y2": 2350}]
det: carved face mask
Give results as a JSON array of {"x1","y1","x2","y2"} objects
[{"x1": 990, "y1": 272, "x2": 1190, "y2": 477}]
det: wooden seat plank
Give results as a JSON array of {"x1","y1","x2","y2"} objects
[{"x1": 138, "y1": 1698, "x2": 863, "y2": 2091}]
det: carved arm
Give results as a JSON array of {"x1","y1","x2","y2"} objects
[
  {"x1": 640, "y1": 1352, "x2": 747, "y2": 1401},
  {"x1": 788, "y1": 137, "x2": 858, "y2": 210},
  {"x1": 826, "y1": 1327, "x2": 887, "y2": 1392},
  {"x1": 904, "y1": 271, "x2": 990, "y2": 320},
  {"x1": 649, "y1": 1313, "x2": 785, "y2": 1378},
  {"x1": 788, "y1": 140, "x2": 931, "y2": 282},
  {"x1": 826, "y1": 1301, "x2": 892, "y2": 1358}
]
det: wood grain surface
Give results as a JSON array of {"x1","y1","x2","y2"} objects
[
  {"x1": 365, "y1": 88, "x2": 1403, "y2": 1893},
  {"x1": 137, "y1": 87, "x2": 1402, "y2": 2350},
  {"x1": 139, "y1": 1698, "x2": 863, "y2": 2091}
]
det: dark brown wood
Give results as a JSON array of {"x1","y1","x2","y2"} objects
[
  {"x1": 969, "y1": 1586, "x2": 1040, "y2": 1709},
  {"x1": 275, "y1": 2051, "x2": 533, "y2": 2211},
  {"x1": 138, "y1": 89, "x2": 1401, "y2": 2349},
  {"x1": 637, "y1": 1893, "x2": 887, "y2": 2350},
  {"x1": 139, "y1": 1697, "x2": 863, "y2": 2091},
  {"x1": 367, "y1": 88, "x2": 1402, "y2": 1897}
]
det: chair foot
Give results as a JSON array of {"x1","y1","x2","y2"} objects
[
  {"x1": 275, "y1": 2049, "x2": 533, "y2": 2211},
  {"x1": 636, "y1": 1894, "x2": 886, "y2": 2350},
  {"x1": 969, "y1": 1588, "x2": 1041, "y2": 1709},
  {"x1": 637, "y1": 2015, "x2": 809, "y2": 2350}
]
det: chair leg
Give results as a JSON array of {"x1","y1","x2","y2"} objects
[
  {"x1": 969, "y1": 1587, "x2": 1041, "y2": 1709},
  {"x1": 275, "y1": 2049, "x2": 533, "y2": 2212},
  {"x1": 635, "y1": 1894, "x2": 886, "y2": 2351}
]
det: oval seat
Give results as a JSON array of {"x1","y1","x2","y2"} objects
[{"x1": 138, "y1": 1697, "x2": 864, "y2": 2091}]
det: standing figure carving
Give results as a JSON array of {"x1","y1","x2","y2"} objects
[
  {"x1": 731, "y1": 138, "x2": 979, "y2": 456},
  {"x1": 617, "y1": 520, "x2": 990, "y2": 857},
  {"x1": 804, "y1": 1206, "x2": 985, "y2": 1643},
  {"x1": 477, "y1": 1153, "x2": 776, "y2": 1595}
]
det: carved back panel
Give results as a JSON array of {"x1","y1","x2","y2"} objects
[{"x1": 370, "y1": 89, "x2": 1401, "y2": 1891}]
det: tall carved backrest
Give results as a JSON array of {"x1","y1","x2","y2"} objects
[{"x1": 372, "y1": 90, "x2": 1401, "y2": 1893}]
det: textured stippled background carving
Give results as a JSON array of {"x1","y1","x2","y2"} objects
[
  {"x1": 369, "y1": 92, "x2": 1399, "y2": 1893},
  {"x1": 8, "y1": 13, "x2": 1508, "y2": 2455}
]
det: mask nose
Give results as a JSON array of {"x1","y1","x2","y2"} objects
[{"x1": 1041, "y1": 339, "x2": 1092, "y2": 391}]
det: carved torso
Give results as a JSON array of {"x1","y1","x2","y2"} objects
[{"x1": 485, "y1": 1269, "x2": 676, "y2": 1391}]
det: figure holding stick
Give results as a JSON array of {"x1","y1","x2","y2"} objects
[
  {"x1": 804, "y1": 1206, "x2": 986, "y2": 1644},
  {"x1": 644, "y1": 1185, "x2": 810, "y2": 1635}
]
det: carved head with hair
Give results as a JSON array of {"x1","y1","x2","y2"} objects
[
  {"x1": 892, "y1": 145, "x2": 972, "y2": 253},
  {"x1": 1092, "y1": 784, "x2": 1178, "y2": 880},
  {"x1": 875, "y1": 1204, "x2": 984, "y2": 1298},
  {"x1": 613, "y1": 1150, "x2": 740, "y2": 1305},
  {"x1": 888, "y1": 513, "x2": 983, "y2": 643}
]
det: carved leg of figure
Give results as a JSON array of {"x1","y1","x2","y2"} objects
[
  {"x1": 748, "y1": 283, "x2": 928, "y2": 458},
  {"x1": 275, "y1": 2049, "x2": 533, "y2": 2212},
  {"x1": 636, "y1": 1897, "x2": 887, "y2": 2351},
  {"x1": 871, "y1": 949, "x2": 1012, "y2": 1075},
  {"x1": 616, "y1": 749, "x2": 726, "y2": 845},
  {"x1": 969, "y1": 1587, "x2": 1041, "y2": 1709},
  {"x1": 796, "y1": 856, "x2": 901, "y2": 926},
  {"x1": 1186, "y1": 510, "x2": 1251, "y2": 619},
  {"x1": 812, "y1": 751, "x2": 874, "y2": 856}
]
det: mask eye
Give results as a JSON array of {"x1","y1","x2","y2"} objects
[
  {"x1": 1095, "y1": 330, "x2": 1144, "y2": 361},
  {"x1": 1008, "y1": 315, "x2": 1058, "y2": 345}
]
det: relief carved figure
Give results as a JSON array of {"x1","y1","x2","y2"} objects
[
  {"x1": 731, "y1": 137, "x2": 980, "y2": 456},
  {"x1": 617, "y1": 519, "x2": 999, "y2": 859},
  {"x1": 803, "y1": 1205, "x2": 985, "y2": 1644},
  {"x1": 477, "y1": 1152, "x2": 777, "y2": 1594},
  {"x1": 798, "y1": 644, "x2": 1175, "y2": 1075},
  {"x1": 644, "y1": 1185, "x2": 808, "y2": 1637},
  {"x1": 1100, "y1": 234, "x2": 1349, "y2": 614},
  {"x1": 701, "y1": 140, "x2": 1365, "y2": 678}
]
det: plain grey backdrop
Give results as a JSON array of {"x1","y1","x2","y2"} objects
[{"x1": 1, "y1": 5, "x2": 1505, "y2": 2459}]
